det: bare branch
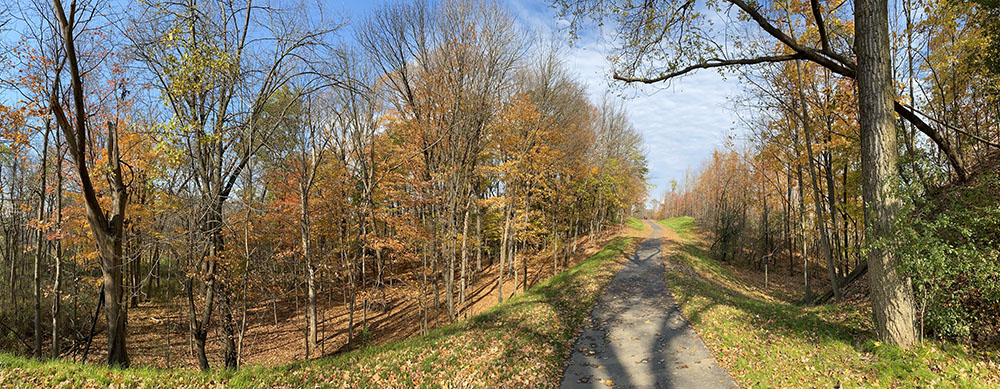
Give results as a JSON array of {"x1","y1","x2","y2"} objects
[{"x1": 614, "y1": 53, "x2": 805, "y2": 83}]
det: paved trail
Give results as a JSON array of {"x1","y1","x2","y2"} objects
[{"x1": 560, "y1": 221, "x2": 737, "y2": 388}]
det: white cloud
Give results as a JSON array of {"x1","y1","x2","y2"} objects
[{"x1": 507, "y1": 0, "x2": 742, "y2": 199}]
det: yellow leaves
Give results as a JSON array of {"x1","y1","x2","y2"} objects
[{"x1": 159, "y1": 31, "x2": 236, "y2": 98}]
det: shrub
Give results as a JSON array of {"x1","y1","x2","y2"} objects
[{"x1": 894, "y1": 173, "x2": 1000, "y2": 343}]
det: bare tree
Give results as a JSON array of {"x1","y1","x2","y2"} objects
[
  {"x1": 48, "y1": 0, "x2": 131, "y2": 367},
  {"x1": 127, "y1": 0, "x2": 336, "y2": 370}
]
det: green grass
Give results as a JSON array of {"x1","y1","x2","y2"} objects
[
  {"x1": 656, "y1": 216, "x2": 695, "y2": 238},
  {"x1": 0, "y1": 238, "x2": 634, "y2": 388},
  {"x1": 659, "y1": 223, "x2": 1000, "y2": 388},
  {"x1": 624, "y1": 216, "x2": 648, "y2": 231}
]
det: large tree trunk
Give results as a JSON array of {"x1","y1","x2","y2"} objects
[{"x1": 856, "y1": 0, "x2": 918, "y2": 348}]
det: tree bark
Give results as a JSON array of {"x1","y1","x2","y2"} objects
[
  {"x1": 51, "y1": 132, "x2": 64, "y2": 359},
  {"x1": 856, "y1": 0, "x2": 918, "y2": 347}
]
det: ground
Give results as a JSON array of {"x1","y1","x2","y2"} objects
[
  {"x1": 560, "y1": 220, "x2": 736, "y2": 388},
  {"x1": 73, "y1": 228, "x2": 625, "y2": 369},
  {"x1": 659, "y1": 217, "x2": 1000, "y2": 388},
  {"x1": 0, "y1": 230, "x2": 639, "y2": 387}
]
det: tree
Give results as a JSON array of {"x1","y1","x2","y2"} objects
[
  {"x1": 558, "y1": 0, "x2": 920, "y2": 347},
  {"x1": 48, "y1": 0, "x2": 130, "y2": 366},
  {"x1": 127, "y1": 0, "x2": 335, "y2": 369},
  {"x1": 855, "y1": 0, "x2": 917, "y2": 346}
]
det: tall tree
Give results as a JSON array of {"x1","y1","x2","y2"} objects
[
  {"x1": 855, "y1": 0, "x2": 917, "y2": 346},
  {"x1": 48, "y1": 0, "x2": 130, "y2": 366}
]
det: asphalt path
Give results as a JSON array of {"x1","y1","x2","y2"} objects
[{"x1": 560, "y1": 221, "x2": 738, "y2": 388}]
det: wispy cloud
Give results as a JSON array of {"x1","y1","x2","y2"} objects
[
  {"x1": 334, "y1": 0, "x2": 743, "y2": 200},
  {"x1": 508, "y1": 0, "x2": 742, "y2": 200}
]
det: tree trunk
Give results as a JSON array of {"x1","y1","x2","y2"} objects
[
  {"x1": 794, "y1": 61, "x2": 841, "y2": 302},
  {"x1": 50, "y1": 2, "x2": 131, "y2": 366},
  {"x1": 856, "y1": 0, "x2": 919, "y2": 347},
  {"x1": 301, "y1": 185, "x2": 318, "y2": 354},
  {"x1": 785, "y1": 166, "x2": 794, "y2": 277},
  {"x1": 459, "y1": 197, "x2": 470, "y2": 310},
  {"x1": 796, "y1": 164, "x2": 811, "y2": 299},
  {"x1": 51, "y1": 130, "x2": 64, "y2": 359},
  {"x1": 498, "y1": 203, "x2": 511, "y2": 304},
  {"x1": 33, "y1": 123, "x2": 49, "y2": 359}
]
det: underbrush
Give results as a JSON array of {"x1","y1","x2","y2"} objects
[{"x1": 894, "y1": 172, "x2": 1000, "y2": 343}]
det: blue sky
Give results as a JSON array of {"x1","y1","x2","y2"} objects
[
  {"x1": 327, "y1": 0, "x2": 742, "y2": 201},
  {"x1": 505, "y1": 0, "x2": 742, "y2": 201},
  {"x1": 1, "y1": 0, "x2": 740, "y2": 203},
  {"x1": 0, "y1": 0, "x2": 735, "y2": 202}
]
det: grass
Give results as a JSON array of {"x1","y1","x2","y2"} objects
[
  {"x1": 0, "y1": 238, "x2": 634, "y2": 388},
  {"x1": 659, "y1": 222, "x2": 1000, "y2": 388},
  {"x1": 624, "y1": 216, "x2": 648, "y2": 231},
  {"x1": 656, "y1": 216, "x2": 694, "y2": 238}
]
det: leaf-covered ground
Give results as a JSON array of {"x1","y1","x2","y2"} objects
[
  {"x1": 0, "y1": 237, "x2": 633, "y2": 388},
  {"x1": 659, "y1": 217, "x2": 1000, "y2": 388}
]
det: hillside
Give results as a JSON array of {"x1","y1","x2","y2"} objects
[
  {"x1": 0, "y1": 236, "x2": 637, "y2": 387},
  {"x1": 657, "y1": 217, "x2": 1000, "y2": 387}
]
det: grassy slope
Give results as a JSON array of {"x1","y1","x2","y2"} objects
[
  {"x1": 656, "y1": 216, "x2": 694, "y2": 238},
  {"x1": 0, "y1": 238, "x2": 634, "y2": 388},
  {"x1": 658, "y1": 217, "x2": 1000, "y2": 388},
  {"x1": 624, "y1": 216, "x2": 648, "y2": 231}
]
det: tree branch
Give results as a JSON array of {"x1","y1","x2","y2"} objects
[
  {"x1": 725, "y1": 0, "x2": 856, "y2": 78},
  {"x1": 614, "y1": 53, "x2": 806, "y2": 83},
  {"x1": 810, "y1": 0, "x2": 831, "y2": 54},
  {"x1": 905, "y1": 104, "x2": 1000, "y2": 149},
  {"x1": 893, "y1": 101, "x2": 969, "y2": 180}
]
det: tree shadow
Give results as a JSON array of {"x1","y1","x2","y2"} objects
[
  {"x1": 666, "y1": 238, "x2": 872, "y2": 354},
  {"x1": 560, "y1": 222, "x2": 729, "y2": 388}
]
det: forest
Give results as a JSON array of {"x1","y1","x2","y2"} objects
[
  {"x1": 633, "y1": 0, "x2": 1000, "y2": 347},
  {"x1": 2, "y1": 0, "x2": 999, "y2": 386},
  {"x1": 0, "y1": 0, "x2": 647, "y2": 370}
]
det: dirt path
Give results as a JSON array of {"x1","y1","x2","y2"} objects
[{"x1": 560, "y1": 221, "x2": 737, "y2": 388}]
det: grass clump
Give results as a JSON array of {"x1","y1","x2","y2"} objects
[
  {"x1": 1, "y1": 238, "x2": 633, "y2": 388},
  {"x1": 660, "y1": 222, "x2": 1000, "y2": 388}
]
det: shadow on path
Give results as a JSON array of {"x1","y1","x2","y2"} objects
[{"x1": 559, "y1": 221, "x2": 738, "y2": 388}]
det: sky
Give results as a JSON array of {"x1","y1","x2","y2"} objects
[
  {"x1": 1, "y1": 0, "x2": 741, "y2": 204},
  {"x1": 503, "y1": 0, "x2": 742, "y2": 201},
  {"x1": 323, "y1": 0, "x2": 743, "y2": 202}
]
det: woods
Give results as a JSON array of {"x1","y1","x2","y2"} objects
[
  {"x1": 571, "y1": 0, "x2": 1000, "y2": 347},
  {"x1": 0, "y1": 0, "x2": 647, "y2": 370},
  {"x1": 1, "y1": 0, "x2": 998, "y2": 383}
]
